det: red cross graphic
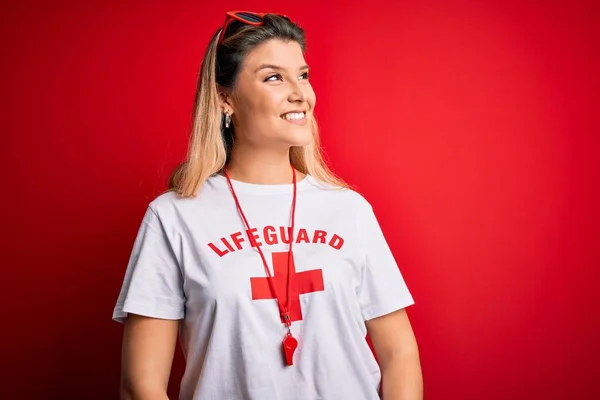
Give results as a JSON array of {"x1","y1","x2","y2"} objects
[{"x1": 250, "y1": 251, "x2": 324, "y2": 323}]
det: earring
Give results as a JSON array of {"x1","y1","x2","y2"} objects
[{"x1": 224, "y1": 111, "x2": 232, "y2": 128}]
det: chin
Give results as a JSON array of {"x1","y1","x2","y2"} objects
[
  {"x1": 285, "y1": 128, "x2": 313, "y2": 147},
  {"x1": 271, "y1": 119, "x2": 313, "y2": 147}
]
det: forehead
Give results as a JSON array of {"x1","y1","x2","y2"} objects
[{"x1": 242, "y1": 39, "x2": 306, "y2": 70}]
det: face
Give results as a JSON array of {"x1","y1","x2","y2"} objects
[{"x1": 223, "y1": 39, "x2": 316, "y2": 149}]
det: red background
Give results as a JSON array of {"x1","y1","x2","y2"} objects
[{"x1": 2, "y1": 1, "x2": 599, "y2": 399}]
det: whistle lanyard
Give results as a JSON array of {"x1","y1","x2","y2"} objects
[{"x1": 224, "y1": 164, "x2": 299, "y2": 366}]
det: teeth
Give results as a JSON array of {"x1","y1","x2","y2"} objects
[{"x1": 282, "y1": 112, "x2": 305, "y2": 120}]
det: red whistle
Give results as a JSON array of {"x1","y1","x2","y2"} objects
[{"x1": 283, "y1": 334, "x2": 298, "y2": 366}]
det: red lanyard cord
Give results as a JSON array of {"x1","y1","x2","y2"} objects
[{"x1": 224, "y1": 165, "x2": 297, "y2": 327}]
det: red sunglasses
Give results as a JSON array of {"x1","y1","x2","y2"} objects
[{"x1": 216, "y1": 11, "x2": 289, "y2": 47}]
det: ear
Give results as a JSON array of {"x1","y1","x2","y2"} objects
[{"x1": 217, "y1": 85, "x2": 235, "y2": 114}]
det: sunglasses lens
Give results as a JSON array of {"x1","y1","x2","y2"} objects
[{"x1": 235, "y1": 12, "x2": 262, "y2": 23}]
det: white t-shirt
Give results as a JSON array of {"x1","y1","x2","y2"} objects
[{"x1": 113, "y1": 173, "x2": 414, "y2": 400}]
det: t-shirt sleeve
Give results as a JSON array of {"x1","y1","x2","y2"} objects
[
  {"x1": 112, "y1": 205, "x2": 185, "y2": 324},
  {"x1": 356, "y1": 199, "x2": 415, "y2": 321}
]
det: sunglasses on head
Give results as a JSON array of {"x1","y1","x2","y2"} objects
[{"x1": 216, "y1": 11, "x2": 289, "y2": 47}]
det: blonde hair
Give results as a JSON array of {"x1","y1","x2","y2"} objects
[{"x1": 167, "y1": 16, "x2": 349, "y2": 199}]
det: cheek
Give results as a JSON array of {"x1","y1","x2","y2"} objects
[
  {"x1": 265, "y1": 91, "x2": 287, "y2": 113},
  {"x1": 306, "y1": 85, "x2": 317, "y2": 108},
  {"x1": 241, "y1": 90, "x2": 284, "y2": 118}
]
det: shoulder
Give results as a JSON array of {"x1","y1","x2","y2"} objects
[
  {"x1": 306, "y1": 175, "x2": 374, "y2": 213},
  {"x1": 143, "y1": 174, "x2": 229, "y2": 222},
  {"x1": 145, "y1": 188, "x2": 201, "y2": 223}
]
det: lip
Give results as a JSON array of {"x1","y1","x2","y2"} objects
[{"x1": 280, "y1": 110, "x2": 307, "y2": 116}]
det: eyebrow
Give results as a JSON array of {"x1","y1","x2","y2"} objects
[{"x1": 254, "y1": 64, "x2": 310, "y2": 74}]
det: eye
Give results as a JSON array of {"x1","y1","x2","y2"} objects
[
  {"x1": 300, "y1": 71, "x2": 310, "y2": 80},
  {"x1": 265, "y1": 73, "x2": 282, "y2": 82}
]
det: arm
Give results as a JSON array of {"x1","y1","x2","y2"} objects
[
  {"x1": 120, "y1": 313, "x2": 179, "y2": 400},
  {"x1": 366, "y1": 308, "x2": 423, "y2": 400}
]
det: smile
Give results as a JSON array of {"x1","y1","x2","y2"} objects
[{"x1": 281, "y1": 112, "x2": 306, "y2": 121}]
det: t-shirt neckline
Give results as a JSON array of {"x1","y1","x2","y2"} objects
[{"x1": 210, "y1": 173, "x2": 314, "y2": 195}]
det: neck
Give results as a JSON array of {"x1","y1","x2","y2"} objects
[{"x1": 225, "y1": 143, "x2": 305, "y2": 184}]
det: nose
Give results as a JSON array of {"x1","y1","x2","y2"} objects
[{"x1": 287, "y1": 80, "x2": 307, "y2": 103}]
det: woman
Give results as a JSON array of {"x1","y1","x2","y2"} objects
[{"x1": 113, "y1": 11, "x2": 423, "y2": 400}]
